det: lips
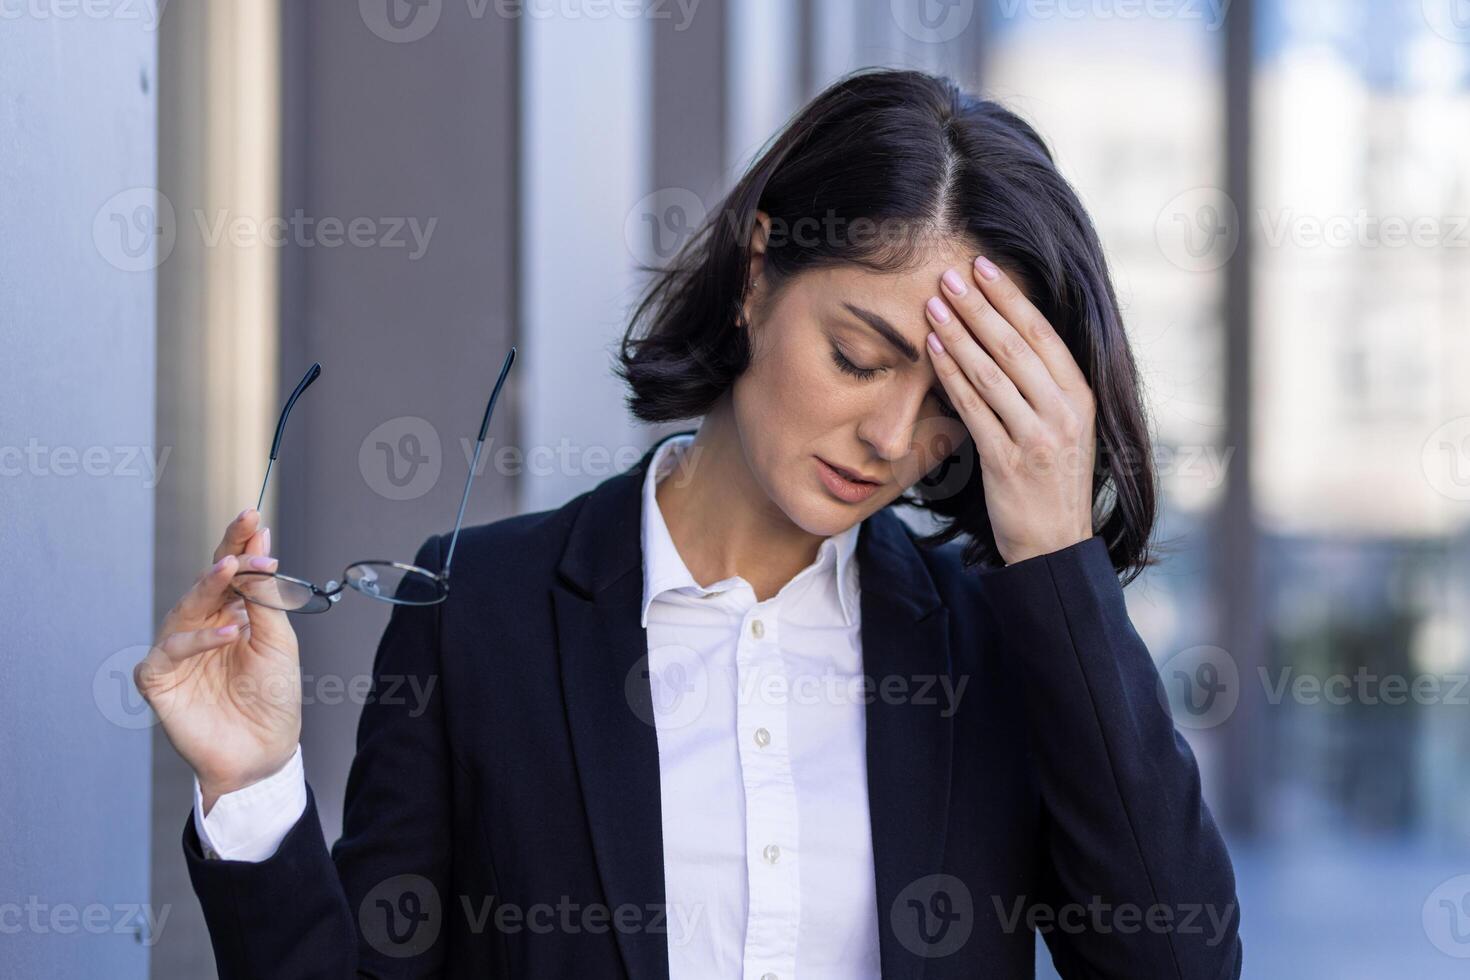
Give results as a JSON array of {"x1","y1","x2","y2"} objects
[
  {"x1": 816, "y1": 456, "x2": 883, "y2": 504},
  {"x1": 821, "y1": 458, "x2": 878, "y2": 485}
]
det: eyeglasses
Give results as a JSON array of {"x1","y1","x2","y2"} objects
[{"x1": 231, "y1": 347, "x2": 517, "y2": 613}]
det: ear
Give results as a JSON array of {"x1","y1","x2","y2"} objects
[{"x1": 741, "y1": 209, "x2": 772, "y2": 328}]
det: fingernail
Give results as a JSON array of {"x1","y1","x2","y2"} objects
[
  {"x1": 236, "y1": 509, "x2": 249, "y2": 522},
  {"x1": 214, "y1": 556, "x2": 230, "y2": 572},
  {"x1": 927, "y1": 332, "x2": 945, "y2": 356},
  {"x1": 248, "y1": 555, "x2": 277, "y2": 571},
  {"x1": 216, "y1": 624, "x2": 240, "y2": 637},
  {"x1": 262, "y1": 527, "x2": 272, "y2": 555},
  {"x1": 941, "y1": 268, "x2": 966, "y2": 295},
  {"x1": 974, "y1": 255, "x2": 1000, "y2": 281},
  {"x1": 926, "y1": 296, "x2": 951, "y2": 324}
]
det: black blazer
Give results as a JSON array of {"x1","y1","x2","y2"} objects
[{"x1": 184, "y1": 430, "x2": 1243, "y2": 979}]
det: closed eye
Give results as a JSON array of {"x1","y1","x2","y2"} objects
[
  {"x1": 830, "y1": 345, "x2": 882, "y2": 381},
  {"x1": 832, "y1": 345, "x2": 962, "y2": 419}
]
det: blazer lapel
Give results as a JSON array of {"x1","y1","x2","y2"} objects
[
  {"x1": 858, "y1": 511, "x2": 955, "y2": 980},
  {"x1": 551, "y1": 434, "x2": 682, "y2": 980},
  {"x1": 551, "y1": 433, "x2": 954, "y2": 980}
]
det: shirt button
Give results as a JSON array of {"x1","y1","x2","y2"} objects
[
  {"x1": 761, "y1": 974, "x2": 778, "y2": 980},
  {"x1": 762, "y1": 843, "x2": 780, "y2": 864},
  {"x1": 753, "y1": 727, "x2": 771, "y2": 748},
  {"x1": 750, "y1": 619, "x2": 765, "y2": 639}
]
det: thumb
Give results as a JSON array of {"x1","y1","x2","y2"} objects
[
  {"x1": 240, "y1": 577, "x2": 297, "y2": 651},
  {"x1": 236, "y1": 527, "x2": 299, "y2": 653}
]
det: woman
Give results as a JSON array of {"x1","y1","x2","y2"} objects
[{"x1": 138, "y1": 68, "x2": 1242, "y2": 979}]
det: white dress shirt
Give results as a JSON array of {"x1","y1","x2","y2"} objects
[{"x1": 194, "y1": 432, "x2": 882, "y2": 979}]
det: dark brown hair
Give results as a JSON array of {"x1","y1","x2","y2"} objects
[{"x1": 615, "y1": 67, "x2": 1156, "y2": 583}]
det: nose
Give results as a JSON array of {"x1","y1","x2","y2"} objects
[{"x1": 856, "y1": 385, "x2": 929, "y2": 465}]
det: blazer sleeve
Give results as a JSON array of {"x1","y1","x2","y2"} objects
[
  {"x1": 975, "y1": 535, "x2": 1243, "y2": 980},
  {"x1": 183, "y1": 533, "x2": 457, "y2": 979}
]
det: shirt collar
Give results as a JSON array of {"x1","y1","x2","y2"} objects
[{"x1": 640, "y1": 433, "x2": 861, "y2": 628}]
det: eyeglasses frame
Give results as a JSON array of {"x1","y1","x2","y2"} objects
[{"x1": 231, "y1": 346, "x2": 517, "y2": 614}]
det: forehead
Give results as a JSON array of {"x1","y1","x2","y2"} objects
[{"x1": 797, "y1": 239, "x2": 982, "y2": 345}]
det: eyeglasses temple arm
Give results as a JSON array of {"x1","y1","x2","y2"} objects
[
  {"x1": 442, "y1": 346, "x2": 516, "y2": 578},
  {"x1": 256, "y1": 362, "x2": 322, "y2": 514}
]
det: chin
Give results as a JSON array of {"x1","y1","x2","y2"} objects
[
  {"x1": 783, "y1": 487, "x2": 869, "y2": 538},
  {"x1": 758, "y1": 456, "x2": 871, "y2": 537}
]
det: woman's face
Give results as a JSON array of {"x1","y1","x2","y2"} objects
[{"x1": 730, "y1": 228, "x2": 977, "y2": 538}]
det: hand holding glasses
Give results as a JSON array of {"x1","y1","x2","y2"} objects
[{"x1": 232, "y1": 347, "x2": 517, "y2": 613}]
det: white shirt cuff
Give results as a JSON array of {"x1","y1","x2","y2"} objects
[{"x1": 192, "y1": 744, "x2": 308, "y2": 862}]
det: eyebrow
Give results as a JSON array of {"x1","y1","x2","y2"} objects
[{"x1": 840, "y1": 303, "x2": 921, "y2": 363}]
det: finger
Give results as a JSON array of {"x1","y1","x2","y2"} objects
[
  {"x1": 231, "y1": 525, "x2": 290, "y2": 619},
  {"x1": 154, "y1": 623, "x2": 243, "y2": 666},
  {"x1": 229, "y1": 527, "x2": 298, "y2": 647},
  {"x1": 242, "y1": 524, "x2": 270, "y2": 560},
  {"x1": 214, "y1": 508, "x2": 263, "y2": 563},
  {"x1": 133, "y1": 621, "x2": 244, "y2": 701},
  {"x1": 926, "y1": 295, "x2": 1037, "y2": 442},
  {"x1": 238, "y1": 572, "x2": 297, "y2": 651},
  {"x1": 197, "y1": 597, "x2": 252, "y2": 632},
  {"x1": 971, "y1": 255, "x2": 1089, "y2": 395},
  {"x1": 231, "y1": 563, "x2": 291, "y2": 619},
  {"x1": 164, "y1": 554, "x2": 241, "y2": 633},
  {"x1": 925, "y1": 326, "x2": 1013, "y2": 463},
  {"x1": 939, "y1": 264, "x2": 1063, "y2": 419}
]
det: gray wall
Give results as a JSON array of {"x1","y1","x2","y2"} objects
[
  {"x1": 0, "y1": 11, "x2": 158, "y2": 979},
  {"x1": 275, "y1": 0, "x2": 522, "y2": 841}
]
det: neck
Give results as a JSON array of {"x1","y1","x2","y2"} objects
[{"x1": 655, "y1": 394, "x2": 826, "y2": 603}]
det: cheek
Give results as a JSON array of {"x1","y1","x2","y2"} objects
[{"x1": 742, "y1": 326, "x2": 840, "y2": 421}]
